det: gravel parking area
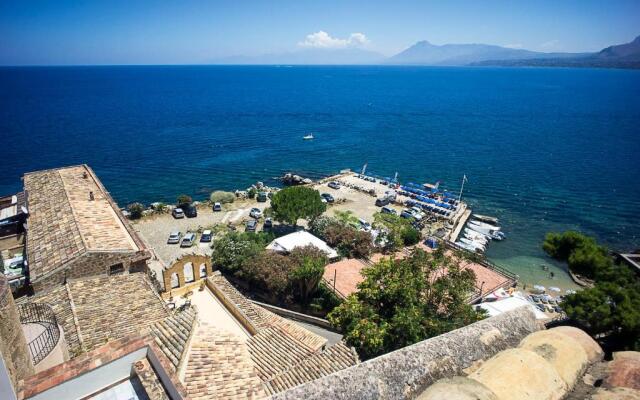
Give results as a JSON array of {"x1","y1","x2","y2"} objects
[{"x1": 132, "y1": 199, "x2": 271, "y2": 265}]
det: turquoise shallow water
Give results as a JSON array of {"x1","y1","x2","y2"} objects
[{"x1": 1, "y1": 66, "x2": 639, "y2": 286}]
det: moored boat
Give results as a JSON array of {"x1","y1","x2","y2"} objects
[{"x1": 473, "y1": 214, "x2": 499, "y2": 224}]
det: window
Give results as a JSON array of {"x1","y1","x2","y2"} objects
[
  {"x1": 170, "y1": 273, "x2": 179, "y2": 289},
  {"x1": 109, "y1": 263, "x2": 124, "y2": 275},
  {"x1": 199, "y1": 263, "x2": 207, "y2": 278},
  {"x1": 183, "y1": 262, "x2": 194, "y2": 283}
]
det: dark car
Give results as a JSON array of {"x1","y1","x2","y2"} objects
[
  {"x1": 257, "y1": 192, "x2": 268, "y2": 202},
  {"x1": 375, "y1": 197, "x2": 390, "y2": 207},
  {"x1": 183, "y1": 204, "x2": 197, "y2": 218},
  {"x1": 263, "y1": 217, "x2": 273, "y2": 230},
  {"x1": 381, "y1": 206, "x2": 397, "y2": 215},
  {"x1": 321, "y1": 193, "x2": 334, "y2": 203},
  {"x1": 200, "y1": 230, "x2": 213, "y2": 243},
  {"x1": 246, "y1": 219, "x2": 257, "y2": 232}
]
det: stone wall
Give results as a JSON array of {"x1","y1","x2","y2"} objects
[
  {"x1": 32, "y1": 250, "x2": 150, "y2": 293},
  {"x1": 270, "y1": 307, "x2": 541, "y2": 400},
  {"x1": 161, "y1": 254, "x2": 213, "y2": 292},
  {"x1": 0, "y1": 275, "x2": 34, "y2": 390}
]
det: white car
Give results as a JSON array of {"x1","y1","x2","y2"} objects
[
  {"x1": 249, "y1": 208, "x2": 262, "y2": 219},
  {"x1": 167, "y1": 231, "x2": 181, "y2": 244}
]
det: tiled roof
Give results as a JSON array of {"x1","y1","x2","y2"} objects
[
  {"x1": 263, "y1": 342, "x2": 360, "y2": 395},
  {"x1": 150, "y1": 307, "x2": 197, "y2": 370},
  {"x1": 183, "y1": 323, "x2": 266, "y2": 400},
  {"x1": 68, "y1": 273, "x2": 169, "y2": 352},
  {"x1": 23, "y1": 165, "x2": 143, "y2": 280},
  {"x1": 323, "y1": 258, "x2": 369, "y2": 298}
]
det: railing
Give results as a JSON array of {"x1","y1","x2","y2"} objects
[{"x1": 18, "y1": 303, "x2": 60, "y2": 365}]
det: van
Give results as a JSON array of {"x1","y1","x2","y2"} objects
[
  {"x1": 181, "y1": 232, "x2": 196, "y2": 247},
  {"x1": 257, "y1": 192, "x2": 268, "y2": 202},
  {"x1": 381, "y1": 206, "x2": 396, "y2": 215}
]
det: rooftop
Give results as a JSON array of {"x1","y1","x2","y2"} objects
[
  {"x1": 23, "y1": 165, "x2": 143, "y2": 281},
  {"x1": 266, "y1": 231, "x2": 338, "y2": 259}
]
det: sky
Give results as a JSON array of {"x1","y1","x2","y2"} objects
[{"x1": 1, "y1": 0, "x2": 639, "y2": 65}]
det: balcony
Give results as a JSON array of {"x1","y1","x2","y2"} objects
[{"x1": 18, "y1": 303, "x2": 61, "y2": 366}]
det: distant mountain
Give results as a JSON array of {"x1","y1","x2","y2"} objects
[
  {"x1": 387, "y1": 40, "x2": 578, "y2": 66},
  {"x1": 211, "y1": 47, "x2": 385, "y2": 65},
  {"x1": 471, "y1": 36, "x2": 640, "y2": 69}
]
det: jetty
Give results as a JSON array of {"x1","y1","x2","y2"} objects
[{"x1": 448, "y1": 207, "x2": 471, "y2": 242}]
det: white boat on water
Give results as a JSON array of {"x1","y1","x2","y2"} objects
[
  {"x1": 473, "y1": 214, "x2": 499, "y2": 224},
  {"x1": 460, "y1": 237, "x2": 486, "y2": 251},
  {"x1": 464, "y1": 232, "x2": 488, "y2": 245},
  {"x1": 467, "y1": 224, "x2": 505, "y2": 241},
  {"x1": 303, "y1": 133, "x2": 314, "y2": 140},
  {"x1": 455, "y1": 241, "x2": 483, "y2": 253},
  {"x1": 464, "y1": 228, "x2": 490, "y2": 241},
  {"x1": 469, "y1": 220, "x2": 501, "y2": 231}
]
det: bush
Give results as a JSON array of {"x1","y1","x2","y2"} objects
[
  {"x1": 177, "y1": 194, "x2": 192, "y2": 207},
  {"x1": 247, "y1": 187, "x2": 257, "y2": 199},
  {"x1": 211, "y1": 232, "x2": 271, "y2": 276},
  {"x1": 126, "y1": 203, "x2": 144, "y2": 219},
  {"x1": 402, "y1": 227, "x2": 421, "y2": 246},
  {"x1": 324, "y1": 222, "x2": 374, "y2": 258},
  {"x1": 210, "y1": 191, "x2": 235, "y2": 204},
  {"x1": 244, "y1": 251, "x2": 296, "y2": 301}
]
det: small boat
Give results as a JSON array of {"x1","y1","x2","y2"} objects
[
  {"x1": 473, "y1": 214, "x2": 499, "y2": 224},
  {"x1": 464, "y1": 228, "x2": 490, "y2": 241},
  {"x1": 460, "y1": 237, "x2": 486, "y2": 251},
  {"x1": 469, "y1": 220, "x2": 501, "y2": 231},
  {"x1": 464, "y1": 232, "x2": 488, "y2": 245},
  {"x1": 303, "y1": 133, "x2": 314, "y2": 140},
  {"x1": 455, "y1": 241, "x2": 484, "y2": 253}
]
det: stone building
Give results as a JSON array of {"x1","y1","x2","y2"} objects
[{"x1": 22, "y1": 165, "x2": 150, "y2": 292}]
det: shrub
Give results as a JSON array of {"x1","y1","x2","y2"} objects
[
  {"x1": 402, "y1": 227, "x2": 421, "y2": 246},
  {"x1": 210, "y1": 191, "x2": 235, "y2": 204},
  {"x1": 211, "y1": 232, "x2": 269, "y2": 276},
  {"x1": 244, "y1": 251, "x2": 296, "y2": 301},
  {"x1": 247, "y1": 187, "x2": 257, "y2": 199},
  {"x1": 177, "y1": 194, "x2": 192, "y2": 207},
  {"x1": 126, "y1": 203, "x2": 144, "y2": 219}
]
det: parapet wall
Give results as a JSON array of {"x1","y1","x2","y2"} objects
[{"x1": 270, "y1": 306, "x2": 540, "y2": 400}]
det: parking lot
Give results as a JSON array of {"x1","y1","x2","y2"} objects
[{"x1": 132, "y1": 199, "x2": 271, "y2": 265}]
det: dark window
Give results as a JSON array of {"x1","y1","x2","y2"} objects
[{"x1": 109, "y1": 263, "x2": 125, "y2": 275}]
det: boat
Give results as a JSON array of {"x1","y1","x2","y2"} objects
[
  {"x1": 464, "y1": 232, "x2": 488, "y2": 245},
  {"x1": 469, "y1": 220, "x2": 501, "y2": 231},
  {"x1": 464, "y1": 228, "x2": 490, "y2": 241},
  {"x1": 473, "y1": 214, "x2": 499, "y2": 224},
  {"x1": 460, "y1": 237, "x2": 486, "y2": 251},
  {"x1": 455, "y1": 241, "x2": 483, "y2": 253},
  {"x1": 467, "y1": 225, "x2": 505, "y2": 241},
  {"x1": 303, "y1": 133, "x2": 314, "y2": 140}
]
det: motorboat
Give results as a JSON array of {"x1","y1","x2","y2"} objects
[
  {"x1": 469, "y1": 220, "x2": 501, "y2": 231},
  {"x1": 464, "y1": 232, "x2": 488, "y2": 245},
  {"x1": 455, "y1": 241, "x2": 483, "y2": 253},
  {"x1": 464, "y1": 228, "x2": 490, "y2": 241},
  {"x1": 467, "y1": 225, "x2": 505, "y2": 241},
  {"x1": 460, "y1": 237, "x2": 486, "y2": 251},
  {"x1": 473, "y1": 214, "x2": 499, "y2": 224},
  {"x1": 303, "y1": 133, "x2": 314, "y2": 140}
]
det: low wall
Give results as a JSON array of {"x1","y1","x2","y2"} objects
[
  {"x1": 269, "y1": 306, "x2": 541, "y2": 400},
  {"x1": 250, "y1": 300, "x2": 334, "y2": 330}
]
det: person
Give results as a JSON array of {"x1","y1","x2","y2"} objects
[{"x1": 549, "y1": 271, "x2": 555, "y2": 279}]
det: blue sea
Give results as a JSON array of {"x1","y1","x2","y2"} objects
[{"x1": 1, "y1": 65, "x2": 639, "y2": 286}]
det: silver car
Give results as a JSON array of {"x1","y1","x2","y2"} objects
[{"x1": 167, "y1": 231, "x2": 181, "y2": 244}]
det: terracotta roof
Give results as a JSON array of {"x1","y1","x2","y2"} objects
[
  {"x1": 323, "y1": 258, "x2": 369, "y2": 298},
  {"x1": 23, "y1": 165, "x2": 144, "y2": 281},
  {"x1": 150, "y1": 307, "x2": 197, "y2": 370},
  {"x1": 183, "y1": 323, "x2": 266, "y2": 400}
]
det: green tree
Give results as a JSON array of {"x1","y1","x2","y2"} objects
[
  {"x1": 244, "y1": 251, "x2": 296, "y2": 302},
  {"x1": 126, "y1": 203, "x2": 144, "y2": 219},
  {"x1": 270, "y1": 186, "x2": 326, "y2": 225},
  {"x1": 333, "y1": 210, "x2": 360, "y2": 228},
  {"x1": 328, "y1": 248, "x2": 483, "y2": 359},
  {"x1": 210, "y1": 191, "x2": 235, "y2": 204},
  {"x1": 373, "y1": 212, "x2": 420, "y2": 252},
  {"x1": 542, "y1": 231, "x2": 598, "y2": 261},
  {"x1": 177, "y1": 194, "x2": 193, "y2": 207},
  {"x1": 211, "y1": 232, "x2": 271, "y2": 276},
  {"x1": 290, "y1": 246, "x2": 328, "y2": 304},
  {"x1": 247, "y1": 187, "x2": 257, "y2": 199}
]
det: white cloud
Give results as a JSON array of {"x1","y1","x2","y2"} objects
[
  {"x1": 540, "y1": 39, "x2": 560, "y2": 49},
  {"x1": 504, "y1": 43, "x2": 523, "y2": 49},
  {"x1": 298, "y1": 31, "x2": 370, "y2": 49}
]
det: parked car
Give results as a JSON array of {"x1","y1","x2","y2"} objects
[
  {"x1": 213, "y1": 202, "x2": 222, "y2": 212},
  {"x1": 359, "y1": 218, "x2": 372, "y2": 231},
  {"x1": 263, "y1": 217, "x2": 273, "y2": 230},
  {"x1": 183, "y1": 204, "x2": 197, "y2": 218},
  {"x1": 328, "y1": 181, "x2": 340, "y2": 190},
  {"x1": 375, "y1": 197, "x2": 390, "y2": 207},
  {"x1": 167, "y1": 231, "x2": 182, "y2": 244},
  {"x1": 381, "y1": 206, "x2": 397, "y2": 215},
  {"x1": 249, "y1": 208, "x2": 262, "y2": 219},
  {"x1": 200, "y1": 230, "x2": 213, "y2": 243},
  {"x1": 172, "y1": 208, "x2": 185, "y2": 219},
  {"x1": 400, "y1": 209, "x2": 414, "y2": 220},
  {"x1": 257, "y1": 192, "x2": 268, "y2": 202},
  {"x1": 181, "y1": 232, "x2": 196, "y2": 247},
  {"x1": 321, "y1": 193, "x2": 334, "y2": 203},
  {"x1": 245, "y1": 219, "x2": 257, "y2": 232}
]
